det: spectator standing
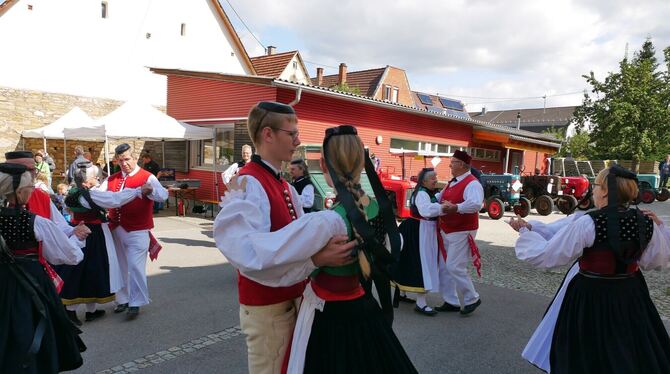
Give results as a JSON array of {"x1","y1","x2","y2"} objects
[
  {"x1": 659, "y1": 154, "x2": 670, "y2": 188},
  {"x1": 35, "y1": 150, "x2": 52, "y2": 187},
  {"x1": 67, "y1": 146, "x2": 88, "y2": 184},
  {"x1": 141, "y1": 153, "x2": 162, "y2": 214}
]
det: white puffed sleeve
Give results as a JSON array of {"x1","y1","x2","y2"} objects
[{"x1": 34, "y1": 216, "x2": 84, "y2": 265}]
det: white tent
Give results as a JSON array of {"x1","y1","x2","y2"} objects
[{"x1": 21, "y1": 106, "x2": 96, "y2": 169}]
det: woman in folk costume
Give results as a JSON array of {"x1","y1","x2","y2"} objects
[
  {"x1": 56, "y1": 160, "x2": 147, "y2": 326},
  {"x1": 286, "y1": 125, "x2": 417, "y2": 374},
  {"x1": 0, "y1": 163, "x2": 87, "y2": 373},
  {"x1": 392, "y1": 168, "x2": 443, "y2": 316},
  {"x1": 510, "y1": 165, "x2": 670, "y2": 374}
]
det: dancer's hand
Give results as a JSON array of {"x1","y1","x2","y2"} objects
[
  {"x1": 641, "y1": 209, "x2": 663, "y2": 225},
  {"x1": 311, "y1": 235, "x2": 357, "y2": 267},
  {"x1": 73, "y1": 222, "x2": 91, "y2": 240},
  {"x1": 441, "y1": 201, "x2": 457, "y2": 214},
  {"x1": 508, "y1": 216, "x2": 531, "y2": 232},
  {"x1": 141, "y1": 183, "x2": 153, "y2": 196},
  {"x1": 226, "y1": 175, "x2": 247, "y2": 193}
]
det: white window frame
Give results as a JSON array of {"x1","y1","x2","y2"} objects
[
  {"x1": 390, "y1": 137, "x2": 468, "y2": 157},
  {"x1": 391, "y1": 87, "x2": 399, "y2": 103},
  {"x1": 189, "y1": 123, "x2": 235, "y2": 171},
  {"x1": 470, "y1": 146, "x2": 502, "y2": 162}
]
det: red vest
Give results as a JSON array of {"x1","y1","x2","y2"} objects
[
  {"x1": 439, "y1": 174, "x2": 479, "y2": 234},
  {"x1": 107, "y1": 168, "x2": 154, "y2": 231},
  {"x1": 236, "y1": 161, "x2": 306, "y2": 306},
  {"x1": 26, "y1": 188, "x2": 52, "y2": 219}
]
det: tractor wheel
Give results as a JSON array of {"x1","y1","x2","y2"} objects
[
  {"x1": 557, "y1": 195, "x2": 578, "y2": 215},
  {"x1": 513, "y1": 197, "x2": 531, "y2": 218},
  {"x1": 535, "y1": 195, "x2": 554, "y2": 216},
  {"x1": 578, "y1": 196, "x2": 594, "y2": 210},
  {"x1": 657, "y1": 188, "x2": 670, "y2": 202},
  {"x1": 641, "y1": 189, "x2": 656, "y2": 204},
  {"x1": 486, "y1": 198, "x2": 505, "y2": 220}
]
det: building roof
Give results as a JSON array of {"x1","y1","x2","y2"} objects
[
  {"x1": 469, "y1": 106, "x2": 577, "y2": 130},
  {"x1": 0, "y1": 0, "x2": 18, "y2": 16},
  {"x1": 150, "y1": 67, "x2": 561, "y2": 149},
  {"x1": 250, "y1": 51, "x2": 298, "y2": 78},
  {"x1": 314, "y1": 67, "x2": 387, "y2": 97}
]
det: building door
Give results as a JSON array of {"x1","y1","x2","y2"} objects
[{"x1": 510, "y1": 151, "x2": 523, "y2": 174}]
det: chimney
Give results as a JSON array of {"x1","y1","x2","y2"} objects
[
  {"x1": 338, "y1": 63, "x2": 347, "y2": 86},
  {"x1": 480, "y1": 107, "x2": 487, "y2": 116},
  {"x1": 316, "y1": 67, "x2": 324, "y2": 86},
  {"x1": 266, "y1": 46, "x2": 276, "y2": 55}
]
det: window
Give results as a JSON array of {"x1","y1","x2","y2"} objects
[
  {"x1": 391, "y1": 87, "x2": 399, "y2": 103},
  {"x1": 101, "y1": 2, "x2": 108, "y2": 18},
  {"x1": 383, "y1": 85, "x2": 391, "y2": 101},
  {"x1": 292, "y1": 61, "x2": 298, "y2": 69},
  {"x1": 180, "y1": 23, "x2": 186, "y2": 36},
  {"x1": 470, "y1": 147, "x2": 501, "y2": 162},
  {"x1": 390, "y1": 138, "x2": 468, "y2": 156},
  {"x1": 191, "y1": 127, "x2": 234, "y2": 168}
]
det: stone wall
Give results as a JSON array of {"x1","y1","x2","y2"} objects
[{"x1": 0, "y1": 86, "x2": 165, "y2": 186}]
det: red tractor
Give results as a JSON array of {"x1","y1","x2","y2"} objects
[{"x1": 377, "y1": 150, "x2": 419, "y2": 219}]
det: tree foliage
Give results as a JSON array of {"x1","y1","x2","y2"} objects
[
  {"x1": 572, "y1": 38, "x2": 670, "y2": 163},
  {"x1": 332, "y1": 83, "x2": 361, "y2": 95},
  {"x1": 543, "y1": 127, "x2": 592, "y2": 160}
]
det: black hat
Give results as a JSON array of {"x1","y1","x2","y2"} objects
[
  {"x1": 76, "y1": 160, "x2": 93, "y2": 169},
  {"x1": 5, "y1": 151, "x2": 34, "y2": 160},
  {"x1": 0, "y1": 163, "x2": 28, "y2": 192},
  {"x1": 257, "y1": 101, "x2": 295, "y2": 114},
  {"x1": 115, "y1": 143, "x2": 131, "y2": 155}
]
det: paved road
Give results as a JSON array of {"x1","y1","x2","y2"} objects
[{"x1": 73, "y1": 201, "x2": 670, "y2": 374}]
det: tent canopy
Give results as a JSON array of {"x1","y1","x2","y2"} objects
[
  {"x1": 62, "y1": 101, "x2": 213, "y2": 141},
  {"x1": 21, "y1": 107, "x2": 96, "y2": 139}
]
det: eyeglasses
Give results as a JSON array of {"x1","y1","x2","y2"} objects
[{"x1": 273, "y1": 127, "x2": 300, "y2": 141}]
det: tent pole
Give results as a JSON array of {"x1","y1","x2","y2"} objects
[
  {"x1": 63, "y1": 137, "x2": 67, "y2": 182},
  {"x1": 213, "y1": 128, "x2": 219, "y2": 200},
  {"x1": 43, "y1": 137, "x2": 47, "y2": 152},
  {"x1": 161, "y1": 140, "x2": 166, "y2": 168},
  {"x1": 104, "y1": 135, "x2": 110, "y2": 177}
]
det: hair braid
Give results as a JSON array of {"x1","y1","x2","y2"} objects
[{"x1": 341, "y1": 176, "x2": 371, "y2": 278}]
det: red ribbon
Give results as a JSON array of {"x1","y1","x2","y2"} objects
[
  {"x1": 38, "y1": 242, "x2": 64, "y2": 293},
  {"x1": 149, "y1": 231, "x2": 162, "y2": 261},
  {"x1": 436, "y1": 224, "x2": 447, "y2": 263},
  {"x1": 468, "y1": 234, "x2": 482, "y2": 277}
]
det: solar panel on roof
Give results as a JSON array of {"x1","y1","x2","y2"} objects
[
  {"x1": 445, "y1": 109, "x2": 470, "y2": 119},
  {"x1": 426, "y1": 106, "x2": 445, "y2": 114},
  {"x1": 438, "y1": 97, "x2": 464, "y2": 111},
  {"x1": 417, "y1": 93, "x2": 433, "y2": 105}
]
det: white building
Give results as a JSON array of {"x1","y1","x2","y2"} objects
[{"x1": 0, "y1": 0, "x2": 256, "y2": 104}]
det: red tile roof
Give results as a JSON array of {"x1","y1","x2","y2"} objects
[
  {"x1": 314, "y1": 67, "x2": 387, "y2": 97},
  {"x1": 250, "y1": 51, "x2": 298, "y2": 78}
]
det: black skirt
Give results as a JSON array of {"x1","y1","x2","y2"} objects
[
  {"x1": 391, "y1": 218, "x2": 425, "y2": 292},
  {"x1": 56, "y1": 224, "x2": 115, "y2": 305},
  {"x1": 551, "y1": 271, "x2": 670, "y2": 374},
  {"x1": 0, "y1": 258, "x2": 86, "y2": 373},
  {"x1": 303, "y1": 294, "x2": 418, "y2": 374}
]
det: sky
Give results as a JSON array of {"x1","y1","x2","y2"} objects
[{"x1": 219, "y1": 0, "x2": 670, "y2": 112}]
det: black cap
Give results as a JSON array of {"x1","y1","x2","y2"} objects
[
  {"x1": 257, "y1": 101, "x2": 295, "y2": 114},
  {"x1": 5, "y1": 151, "x2": 34, "y2": 159},
  {"x1": 0, "y1": 163, "x2": 28, "y2": 175},
  {"x1": 115, "y1": 143, "x2": 131, "y2": 155}
]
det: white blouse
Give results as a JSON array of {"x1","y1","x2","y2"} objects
[
  {"x1": 34, "y1": 215, "x2": 84, "y2": 265},
  {"x1": 415, "y1": 190, "x2": 442, "y2": 218},
  {"x1": 80, "y1": 188, "x2": 142, "y2": 209}
]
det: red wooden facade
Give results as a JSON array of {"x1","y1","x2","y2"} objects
[{"x1": 158, "y1": 70, "x2": 559, "y2": 202}]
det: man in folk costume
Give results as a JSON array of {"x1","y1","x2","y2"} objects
[
  {"x1": 214, "y1": 101, "x2": 357, "y2": 374},
  {"x1": 289, "y1": 158, "x2": 315, "y2": 213},
  {"x1": 98, "y1": 143, "x2": 168, "y2": 319},
  {"x1": 436, "y1": 150, "x2": 484, "y2": 315},
  {"x1": 56, "y1": 160, "x2": 150, "y2": 326},
  {"x1": 5, "y1": 151, "x2": 91, "y2": 242}
]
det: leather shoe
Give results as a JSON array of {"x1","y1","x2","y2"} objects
[
  {"x1": 126, "y1": 306, "x2": 140, "y2": 320},
  {"x1": 414, "y1": 305, "x2": 438, "y2": 316},
  {"x1": 66, "y1": 310, "x2": 82, "y2": 326},
  {"x1": 397, "y1": 294, "x2": 415, "y2": 304},
  {"x1": 85, "y1": 310, "x2": 106, "y2": 322},
  {"x1": 435, "y1": 302, "x2": 461, "y2": 312},
  {"x1": 113, "y1": 303, "x2": 128, "y2": 313},
  {"x1": 460, "y1": 299, "x2": 481, "y2": 315}
]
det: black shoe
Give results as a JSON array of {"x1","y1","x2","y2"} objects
[
  {"x1": 414, "y1": 305, "x2": 438, "y2": 316},
  {"x1": 66, "y1": 310, "x2": 82, "y2": 326},
  {"x1": 460, "y1": 299, "x2": 481, "y2": 315},
  {"x1": 85, "y1": 310, "x2": 106, "y2": 322},
  {"x1": 126, "y1": 306, "x2": 140, "y2": 320},
  {"x1": 435, "y1": 302, "x2": 461, "y2": 312},
  {"x1": 113, "y1": 303, "x2": 128, "y2": 313},
  {"x1": 397, "y1": 294, "x2": 415, "y2": 304}
]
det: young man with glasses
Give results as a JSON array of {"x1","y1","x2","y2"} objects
[{"x1": 214, "y1": 101, "x2": 356, "y2": 374}]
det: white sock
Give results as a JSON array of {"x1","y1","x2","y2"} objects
[
  {"x1": 415, "y1": 294, "x2": 429, "y2": 309},
  {"x1": 66, "y1": 304, "x2": 79, "y2": 312},
  {"x1": 86, "y1": 303, "x2": 97, "y2": 313}
]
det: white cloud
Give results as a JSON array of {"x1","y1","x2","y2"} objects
[{"x1": 225, "y1": 0, "x2": 670, "y2": 110}]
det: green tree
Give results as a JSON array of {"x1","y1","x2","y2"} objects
[
  {"x1": 572, "y1": 38, "x2": 670, "y2": 168},
  {"x1": 332, "y1": 83, "x2": 361, "y2": 95},
  {"x1": 543, "y1": 127, "x2": 592, "y2": 159}
]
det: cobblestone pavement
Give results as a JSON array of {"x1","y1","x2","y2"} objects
[{"x1": 473, "y1": 205, "x2": 670, "y2": 319}]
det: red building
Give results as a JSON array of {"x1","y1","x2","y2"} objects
[{"x1": 151, "y1": 68, "x2": 561, "y2": 202}]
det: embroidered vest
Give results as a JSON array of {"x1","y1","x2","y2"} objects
[
  {"x1": 0, "y1": 208, "x2": 38, "y2": 253},
  {"x1": 26, "y1": 188, "x2": 52, "y2": 219},
  {"x1": 236, "y1": 161, "x2": 306, "y2": 306},
  {"x1": 107, "y1": 168, "x2": 154, "y2": 231},
  {"x1": 439, "y1": 174, "x2": 479, "y2": 234}
]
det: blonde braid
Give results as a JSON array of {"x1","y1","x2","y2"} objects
[{"x1": 341, "y1": 176, "x2": 371, "y2": 278}]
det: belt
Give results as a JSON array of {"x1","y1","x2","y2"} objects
[{"x1": 578, "y1": 270, "x2": 635, "y2": 280}]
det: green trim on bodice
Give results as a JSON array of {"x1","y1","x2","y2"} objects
[{"x1": 419, "y1": 186, "x2": 438, "y2": 203}]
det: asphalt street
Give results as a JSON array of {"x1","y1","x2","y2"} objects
[{"x1": 72, "y1": 201, "x2": 670, "y2": 374}]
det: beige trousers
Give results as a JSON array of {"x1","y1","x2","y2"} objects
[{"x1": 239, "y1": 298, "x2": 300, "y2": 374}]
